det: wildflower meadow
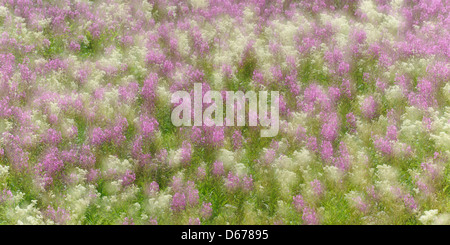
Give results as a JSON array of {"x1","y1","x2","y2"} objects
[{"x1": 0, "y1": 0, "x2": 449, "y2": 225}]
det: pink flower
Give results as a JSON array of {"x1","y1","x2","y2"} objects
[
  {"x1": 122, "y1": 217, "x2": 134, "y2": 225},
  {"x1": 139, "y1": 115, "x2": 158, "y2": 138},
  {"x1": 212, "y1": 161, "x2": 224, "y2": 177},
  {"x1": 142, "y1": 73, "x2": 158, "y2": 102},
  {"x1": 146, "y1": 181, "x2": 160, "y2": 196},
  {"x1": 121, "y1": 170, "x2": 136, "y2": 187},
  {"x1": 321, "y1": 140, "x2": 333, "y2": 162},
  {"x1": 361, "y1": 96, "x2": 378, "y2": 120},
  {"x1": 197, "y1": 166, "x2": 206, "y2": 180},
  {"x1": 310, "y1": 179, "x2": 323, "y2": 197},
  {"x1": 225, "y1": 172, "x2": 240, "y2": 191},
  {"x1": 346, "y1": 112, "x2": 357, "y2": 133},
  {"x1": 186, "y1": 181, "x2": 199, "y2": 206},
  {"x1": 373, "y1": 135, "x2": 392, "y2": 156},
  {"x1": 188, "y1": 217, "x2": 201, "y2": 225},
  {"x1": 242, "y1": 174, "x2": 253, "y2": 192},
  {"x1": 172, "y1": 192, "x2": 186, "y2": 212},
  {"x1": 201, "y1": 202, "x2": 213, "y2": 219},
  {"x1": 45, "y1": 206, "x2": 71, "y2": 225},
  {"x1": 302, "y1": 207, "x2": 319, "y2": 225},
  {"x1": 232, "y1": 130, "x2": 243, "y2": 150},
  {"x1": 180, "y1": 141, "x2": 192, "y2": 166},
  {"x1": 293, "y1": 195, "x2": 305, "y2": 212}
]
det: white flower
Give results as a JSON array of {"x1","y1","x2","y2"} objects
[
  {"x1": 147, "y1": 192, "x2": 172, "y2": 216},
  {"x1": 376, "y1": 164, "x2": 398, "y2": 183},
  {"x1": 360, "y1": 0, "x2": 383, "y2": 24},
  {"x1": 175, "y1": 30, "x2": 191, "y2": 57},
  {"x1": 156, "y1": 84, "x2": 170, "y2": 103},
  {"x1": 233, "y1": 163, "x2": 248, "y2": 177},
  {"x1": 106, "y1": 180, "x2": 122, "y2": 195},
  {"x1": 65, "y1": 184, "x2": 99, "y2": 224},
  {"x1": 399, "y1": 119, "x2": 423, "y2": 142},
  {"x1": 275, "y1": 169, "x2": 297, "y2": 196},
  {"x1": 217, "y1": 149, "x2": 236, "y2": 170},
  {"x1": 0, "y1": 6, "x2": 8, "y2": 18},
  {"x1": 385, "y1": 85, "x2": 403, "y2": 104},
  {"x1": 292, "y1": 148, "x2": 312, "y2": 169},
  {"x1": 168, "y1": 148, "x2": 182, "y2": 168},
  {"x1": 324, "y1": 165, "x2": 344, "y2": 183},
  {"x1": 419, "y1": 209, "x2": 439, "y2": 225},
  {"x1": 443, "y1": 83, "x2": 450, "y2": 102},
  {"x1": 8, "y1": 200, "x2": 45, "y2": 225},
  {"x1": 103, "y1": 155, "x2": 134, "y2": 174},
  {"x1": 118, "y1": 185, "x2": 139, "y2": 202},
  {"x1": 67, "y1": 167, "x2": 88, "y2": 185},
  {"x1": 274, "y1": 155, "x2": 295, "y2": 171},
  {"x1": 375, "y1": 164, "x2": 399, "y2": 196},
  {"x1": 189, "y1": 0, "x2": 208, "y2": 9},
  {"x1": 433, "y1": 213, "x2": 450, "y2": 225},
  {"x1": 0, "y1": 164, "x2": 9, "y2": 182},
  {"x1": 401, "y1": 106, "x2": 423, "y2": 122},
  {"x1": 431, "y1": 132, "x2": 450, "y2": 151}
]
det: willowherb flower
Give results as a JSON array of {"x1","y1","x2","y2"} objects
[
  {"x1": 90, "y1": 127, "x2": 106, "y2": 145},
  {"x1": 146, "y1": 181, "x2": 160, "y2": 196},
  {"x1": 149, "y1": 217, "x2": 158, "y2": 225},
  {"x1": 273, "y1": 220, "x2": 284, "y2": 225},
  {"x1": 86, "y1": 169, "x2": 100, "y2": 183},
  {"x1": 188, "y1": 217, "x2": 201, "y2": 225},
  {"x1": 201, "y1": 202, "x2": 213, "y2": 219},
  {"x1": 307, "y1": 136, "x2": 318, "y2": 153},
  {"x1": 35, "y1": 147, "x2": 64, "y2": 188},
  {"x1": 321, "y1": 113, "x2": 339, "y2": 142},
  {"x1": 43, "y1": 128, "x2": 62, "y2": 145},
  {"x1": 121, "y1": 170, "x2": 136, "y2": 187},
  {"x1": 139, "y1": 115, "x2": 159, "y2": 139},
  {"x1": 302, "y1": 207, "x2": 319, "y2": 225},
  {"x1": 225, "y1": 172, "x2": 240, "y2": 192},
  {"x1": 171, "y1": 176, "x2": 184, "y2": 193},
  {"x1": 262, "y1": 148, "x2": 277, "y2": 165},
  {"x1": 402, "y1": 193, "x2": 417, "y2": 211},
  {"x1": 320, "y1": 140, "x2": 333, "y2": 162},
  {"x1": 353, "y1": 196, "x2": 368, "y2": 213},
  {"x1": 79, "y1": 144, "x2": 96, "y2": 169},
  {"x1": 421, "y1": 161, "x2": 440, "y2": 180},
  {"x1": 232, "y1": 130, "x2": 243, "y2": 150},
  {"x1": 45, "y1": 206, "x2": 71, "y2": 225},
  {"x1": 142, "y1": 73, "x2": 158, "y2": 102},
  {"x1": 197, "y1": 166, "x2": 206, "y2": 180},
  {"x1": 341, "y1": 79, "x2": 352, "y2": 98},
  {"x1": 333, "y1": 142, "x2": 351, "y2": 171},
  {"x1": 0, "y1": 189, "x2": 13, "y2": 203},
  {"x1": 292, "y1": 194, "x2": 305, "y2": 212},
  {"x1": 156, "y1": 149, "x2": 168, "y2": 165},
  {"x1": 0, "y1": 0, "x2": 447, "y2": 226},
  {"x1": 373, "y1": 135, "x2": 393, "y2": 156},
  {"x1": 122, "y1": 217, "x2": 134, "y2": 225},
  {"x1": 180, "y1": 141, "x2": 192, "y2": 166},
  {"x1": 361, "y1": 96, "x2": 378, "y2": 120},
  {"x1": 386, "y1": 124, "x2": 398, "y2": 141},
  {"x1": 346, "y1": 112, "x2": 357, "y2": 133},
  {"x1": 186, "y1": 181, "x2": 199, "y2": 207},
  {"x1": 69, "y1": 41, "x2": 80, "y2": 52},
  {"x1": 212, "y1": 161, "x2": 225, "y2": 177},
  {"x1": 171, "y1": 192, "x2": 186, "y2": 212},
  {"x1": 310, "y1": 179, "x2": 323, "y2": 197},
  {"x1": 242, "y1": 174, "x2": 253, "y2": 192}
]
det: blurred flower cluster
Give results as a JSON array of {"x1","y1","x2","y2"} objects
[{"x1": 0, "y1": 0, "x2": 448, "y2": 225}]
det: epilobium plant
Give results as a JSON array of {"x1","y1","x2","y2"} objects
[
  {"x1": 171, "y1": 83, "x2": 280, "y2": 137},
  {"x1": 0, "y1": 0, "x2": 448, "y2": 225}
]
